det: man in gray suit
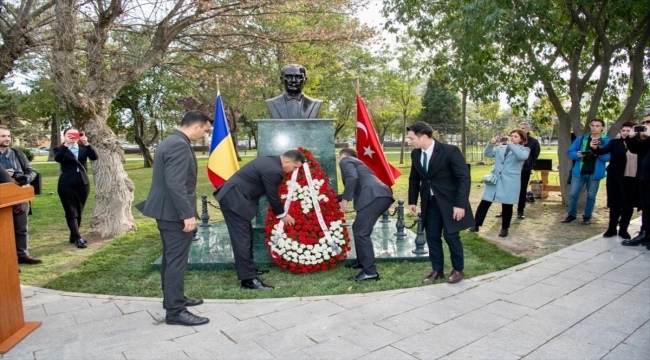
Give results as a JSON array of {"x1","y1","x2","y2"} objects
[
  {"x1": 265, "y1": 64, "x2": 322, "y2": 119},
  {"x1": 338, "y1": 149, "x2": 394, "y2": 281},
  {"x1": 137, "y1": 111, "x2": 212, "y2": 326},
  {"x1": 216, "y1": 149, "x2": 305, "y2": 290}
]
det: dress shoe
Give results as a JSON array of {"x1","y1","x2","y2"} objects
[
  {"x1": 165, "y1": 309, "x2": 209, "y2": 326},
  {"x1": 603, "y1": 227, "x2": 617, "y2": 238},
  {"x1": 241, "y1": 278, "x2": 274, "y2": 290},
  {"x1": 18, "y1": 256, "x2": 43, "y2": 265},
  {"x1": 185, "y1": 298, "x2": 203, "y2": 307},
  {"x1": 561, "y1": 215, "x2": 576, "y2": 223},
  {"x1": 618, "y1": 230, "x2": 631, "y2": 240},
  {"x1": 517, "y1": 212, "x2": 525, "y2": 219},
  {"x1": 621, "y1": 231, "x2": 649, "y2": 246},
  {"x1": 255, "y1": 268, "x2": 270, "y2": 275},
  {"x1": 348, "y1": 271, "x2": 380, "y2": 281},
  {"x1": 468, "y1": 225, "x2": 479, "y2": 232},
  {"x1": 581, "y1": 217, "x2": 591, "y2": 225},
  {"x1": 498, "y1": 229, "x2": 508, "y2": 237},
  {"x1": 74, "y1": 238, "x2": 87, "y2": 249},
  {"x1": 448, "y1": 269, "x2": 464, "y2": 283},
  {"x1": 495, "y1": 212, "x2": 503, "y2": 218},
  {"x1": 345, "y1": 262, "x2": 363, "y2": 269},
  {"x1": 422, "y1": 271, "x2": 445, "y2": 282}
]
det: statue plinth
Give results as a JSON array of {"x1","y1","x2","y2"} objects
[{"x1": 253, "y1": 119, "x2": 337, "y2": 246}]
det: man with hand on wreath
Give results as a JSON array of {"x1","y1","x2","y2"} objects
[
  {"x1": 216, "y1": 149, "x2": 305, "y2": 290},
  {"x1": 338, "y1": 148, "x2": 394, "y2": 281}
]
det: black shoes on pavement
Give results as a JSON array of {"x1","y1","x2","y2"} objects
[
  {"x1": 621, "y1": 231, "x2": 649, "y2": 246},
  {"x1": 561, "y1": 215, "x2": 577, "y2": 223},
  {"x1": 498, "y1": 229, "x2": 509, "y2": 237},
  {"x1": 74, "y1": 238, "x2": 87, "y2": 249},
  {"x1": 241, "y1": 277, "x2": 274, "y2": 290},
  {"x1": 165, "y1": 309, "x2": 209, "y2": 326},
  {"x1": 348, "y1": 271, "x2": 380, "y2": 281}
]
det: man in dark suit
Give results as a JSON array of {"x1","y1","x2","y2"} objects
[
  {"x1": 407, "y1": 121, "x2": 473, "y2": 284},
  {"x1": 216, "y1": 149, "x2": 305, "y2": 290},
  {"x1": 265, "y1": 64, "x2": 322, "y2": 119},
  {"x1": 338, "y1": 148, "x2": 394, "y2": 281},
  {"x1": 137, "y1": 111, "x2": 212, "y2": 326},
  {"x1": 54, "y1": 128, "x2": 98, "y2": 249}
]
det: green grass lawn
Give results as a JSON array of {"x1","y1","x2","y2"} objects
[{"x1": 19, "y1": 151, "x2": 529, "y2": 299}]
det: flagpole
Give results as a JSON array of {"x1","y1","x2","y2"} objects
[
  {"x1": 216, "y1": 75, "x2": 220, "y2": 94},
  {"x1": 356, "y1": 77, "x2": 360, "y2": 95}
]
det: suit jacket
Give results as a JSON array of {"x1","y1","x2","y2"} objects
[
  {"x1": 215, "y1": 156, "x2": 286, "y2": 221},
  {"x1": 53, "y1": 144, "x2": 98, "y2": 186},
  {"x1": 339, "y1": 157, "x2": 393, "y2": 212},
  {"x1": 136, "y1": 130, "x2": 197, "y2": 222},
  {"x1": 265, "y1": 93, "x2": 322, "y2": 119},
  {"x1": 625, "y1": 136, "x2": 650, "y2": 180},
  {"x1": 522, "y1": 135, "x2": 541, "y2": 172},
  {"x1": 408, "y1": 141, "x2": 474, "y2": 233},
  {"x1": 481, "y1": 143, "x2": 530, "y2": 204},
  {"x1": 593, "y1": 138, "x2": 638, "y2": 209}
]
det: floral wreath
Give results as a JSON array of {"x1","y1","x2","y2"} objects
[{"x1": 264, "y1": 147, "x2": 351, "y2": 273}]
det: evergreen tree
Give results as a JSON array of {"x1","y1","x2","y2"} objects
[{"x1": 417, "y1": 77, "x2": 461, "y2": 125}]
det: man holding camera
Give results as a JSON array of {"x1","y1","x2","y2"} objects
[
  {"x1": 622, "y1": 114, "x2": 650, "y2": 247},
  {"x1": 562, "y1": 118, "x2": 610, "y2": 225},
  {"x1": 0, "y1": 125, "x2": 42, "y2": 265}
]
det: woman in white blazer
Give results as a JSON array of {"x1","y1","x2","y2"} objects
[{"x1": 470, "y1": 129, "x2": 530, "y2": 237}]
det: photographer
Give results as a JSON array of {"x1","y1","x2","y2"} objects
[
  {"x1": 0, "y1": 125, "x2": 42, "y2": 265},
  {"x1": 54, "y1": 128, "x2": 98, "y2": 249},
  {"x1": 621, "y1": 114, "x2": 650, "y2": 247},
  {"x1": 561, "y1": 119, "x2": 610, "y2": 225}
]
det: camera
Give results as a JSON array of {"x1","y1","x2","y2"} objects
[
  {"x1": 634, "y1": 125, "x2": 646, "y2": 133},
  {"x1": 12, "y1": 171, "x2": 28, "y2": 186},
  {"x1": 500, "y1": 136, "x2": 508, "y2": 143}
]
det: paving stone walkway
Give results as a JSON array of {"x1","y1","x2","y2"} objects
[{"x1": 3, "y1": 220, "x2": 649, "y2": 360}]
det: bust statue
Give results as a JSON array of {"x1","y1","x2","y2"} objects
[{"x1": 265, "y1": 64, "x2": 322, "y2": 119}]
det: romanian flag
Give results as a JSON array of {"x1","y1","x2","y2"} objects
[
  {"x1": 208, "y1": 93, "x2": 239, "y2": 189},
  {"x1": 356, "y1": 94, "x2": 401, "y2": 188}
]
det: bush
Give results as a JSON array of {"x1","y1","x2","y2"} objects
[{"x1": 13, "y1": 146, "x2": 34, "y2": 161}]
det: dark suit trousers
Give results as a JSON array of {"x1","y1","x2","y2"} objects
[
  {"x1": 352, "y1": 197, "x2": 393, "y2": 274},
  {"x1": 13, "y1": 202, "x2": 29, "y2": 257},
  {"x1": 220, "y1": 206, "x2": 256, "y2": 280},
  {"x1": 58, "y1": 172, "x2": 90, "y2": 240},
  {"x1": 425, "y1": 196, "x2": 464, "y2": 273},
  {"x1": 517, "y1": 170, "x2": 532, "y2": 213},
  {"x1": 157, "y1": 220, "x2": 192, "y2": 316}
]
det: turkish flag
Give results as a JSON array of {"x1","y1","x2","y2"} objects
[{"x1": 356, "y1": 94, "x2": 401, "y2": 188}]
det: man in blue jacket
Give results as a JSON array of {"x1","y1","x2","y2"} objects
[{"x1": 562, "y1": 118, "x2": 610, "y2": 225}]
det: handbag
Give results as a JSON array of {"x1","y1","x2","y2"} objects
[{"x1": 481, "y1": 174, "x2": 498, "y2": 185}]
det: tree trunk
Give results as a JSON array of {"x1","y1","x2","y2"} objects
[
  {"x1": 399, "y1": 111, "x2": 407, "y2": 164},
  {"x1": 461, "y1": 87, "x2": 467, "y2": 158},
  {"x1": 48, "y1": 111, "x2": 61, "y2": 162},
  {"x1": 133, "y1": 108, "x2": 153, "y2": 168},
  {"x1": 86, "y1": 117, "x2": 137, "y2": 238}
]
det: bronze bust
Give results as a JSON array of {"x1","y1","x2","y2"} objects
[{"x1": 265, "y1": 64, "x2": 322, "y2": 119}]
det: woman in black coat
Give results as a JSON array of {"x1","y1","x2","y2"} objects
[
  {"x1": 53, "y1": 128, "x2": 98, "y2": 249},
  {"x1": 593, "y1": 122, "x2": 638, "y2": 240}
]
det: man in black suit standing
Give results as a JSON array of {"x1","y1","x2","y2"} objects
[
  {"x1": 137, "y1": 111, "x2": 212, "y2": 326},
  {"x1": 265, "y1": 64, "x2": 322, "y2": 119},
  {"x1": 338, "y1": 148, "x2": 394, "y2": 281},
  {"x1": 407, "y1": 122, "x2": 473, "y2": 284},
  {"x1": 216, "y1": 149, "x2": 305, "y2": 290}
]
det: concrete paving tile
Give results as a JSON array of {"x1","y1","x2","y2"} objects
[
  {"x1": 0, "y1": 348, "x2": 36, "y2": 360},
  {"x1": 479, "y1": 327, "x2": 547, "y2": 356},
  {"x1": 587, "y1": 277, "x2": 635, "y2": 292},
  {"x1": 594, "y1": 249, "x2": 641, "y2": 263},
  {"x1": 301, "y1": 336, "x2": 369, "y2": 360},
  {"x1": 554, "y1": 268, "x2": 602, "y2": 283},
  {"x1": 505, "y1": 283, "x2": 570, "y2": 309},
  {"x1": 545, "y1": 294, "x2": 604, "y2": 314},
  {"x1": 357, "y1": 346, "x2": 418, "y2": 360},
  {"x1": 388, "y1": 289, "x2": 442, "y2": 307},
  {"x1": 631, "y1": 277, "x2": 650, "y2": 294},
  {"x1": 409, "y1": 296, "x2": 484, "y2": 325},
  {"x1": 422, "y1": 280, "x2": 477, "y2": 299},
  {"x1": 479, "y1": 279, "x2": 529, "y2": 295},
  {"x1": 22, "y1": 304, "x2": 45, "y2": 320},
  {"x1": 86, "y1": 297, "x2": 117, "y2": 307},
  {"x1": 190, "y1": 301, "x2": 236, "y2": 314},
  {"x1": 446, "y1": 310, "x2": 512, "y2": 334},
  {"x1": 533, "y1": 259, "x2": 578, "y2": 272},
  {"x1": 259, "y1": 306, "x2": 315, "y2": 330},
  {"x1": 563, "y1": 321, "x2": 629, "y2": 350},
  {"x1": 123, "y1": 340, "x2": 189, "y2": 359},
  {"x1": 529, "y1": 304, "x2": 592, "y2": 327},
  {"x1": 392, "y1": 322, "x2": 483, "y2": 359},
  {"x1": 603, "y1": 343, "x2": 650, "y2": 360},
  {"x1": 292, "y1": 316, "x2": 356, "y2": 343},
  {"x1": 524, "y1": 334, "x2": 608, "y2": 360},
  {"x1": 297, "y1": 300, "x2": 348, "y2": 319},
  {"x1": 556, "y1": 249, "x2": 599, "y2": 263},
  {"x1": 364, "y1": 288, "x2": 412, "y2": 300},
  {"x1": 480, "y1": 300, "x2": 533, "y2": 321},
  {"x1": 327, "y1": 294, "x2": 377, "y2": 309},
  {"x1": 189, "y1": 338, "x2": 276, "y2": 360},
  {"x1": 253, "y1": 328, "x2": 315, "y2": 357},
  {"x1": 224, "y1": 301, "x2": 299, "y2": 320},
  {"x1": 30, "y1": 311, "x2": 78, "y2": 330},
  {"x1": 26, "y1": 286, "x2": 64, "y2": 295},
  {"x1": 505, "y1": 315, "x2": 566, "y2": 340},
  {"x1": 338, "y1": 324, "x2": 404, "y2": 351},
  {"x1": 453, "y1": 287, "x2": 505, "y2": 304},
  {"x1": 72, "y1": 303, "x2": 124, "y2": 324},
  {"x1": 445, "y1": 336, "x2": 520, "y2": 360},
  {"x1": 539, "y1": 273, "x2": 591, "y2": 291},
  {"x1": 43, "y1": 297, "x2": 90, "y2": 315},
  {"x1": 616, "y1": 287, "x2": 650, "y2": 305},
  {"x1": 219, "y1": 317, "x2": 278, "y2": 342},
  {"x1": 361, "y1": 296, "x2": 419, "y2": 318},
  {"x1": 579, "y1": 297, "x2": 650, "y2": 335},
  {"x1": 571, "y1": 238, "x2": 620, "y2": 253},
  {"x1": 623, "y1": 320, "x2": 650, "y2": 350},
  {"x1": 327, "y1": 304, "x2": 389, "y2": 329},
  {"x1": 600, "y1": 263, "x2": 650, "y2": 286},
  {"x1": 375, "y1": 311, "x2": 436, "y2": 336},
  {"x1": 190, "y1": 308, "x2": 239, "y2": 331},
  {"x1": 566, "y1": 282, "x2": 630, "y2": 308},
  {"x1": 21, "y1": 292, "x2": 66, "y2": 307},
  {"x1": 115, "y1": 300, "x2": 162, "y2": 314}
]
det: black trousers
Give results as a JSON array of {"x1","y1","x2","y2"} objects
[
  {"x1": 157, "y1": 220, "x2": 193, "y2": 316},
  {"x1": 220, "y1": 206, "x2": 256, "y2": 280},
  {"x1": 640, "y1": 179, "x2": 649, "y2": 234},
  {"x1": 13, "y1": 202, "x2": 29, "y2": 257},
  {"x1": 475, "y1": 200, "x2": 513, "y2": 229},
  {"x1": 352, "y1": 197, "x2": 394, "y2": 274},
  {"x1": 517, "y1": 170, "x2": 532, "y2": 213},
  {"x1": 58, "y1": 172, "x2": 90, "y2": 241},
  {"x1": 425, "y1": 196, "x2": 464, "y2": 273}
]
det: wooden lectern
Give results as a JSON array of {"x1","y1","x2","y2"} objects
[{"x1": 0, "y1": 183, "x2": 40, "y2": 354}]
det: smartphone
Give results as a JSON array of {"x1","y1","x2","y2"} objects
[
  {"x1": 634, "y1": 125, "x2": 646, "y2": 133},
  {"x1": 79, "y1": 132, "x2": 85, "y2": 137},
  {"x1": 68, "y1": 133, "x2": 81, "y2": 140},
  {"x1": 500, "y1": 136, "x2": 508, "y2": 142}
]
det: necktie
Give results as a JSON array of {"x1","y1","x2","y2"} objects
[
  {"x1": 422, "y1": 151, "x2": 428, "y2": 173},
  {"x1": 504, "y1": 147, "x2": 510, "y2": 158}
]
